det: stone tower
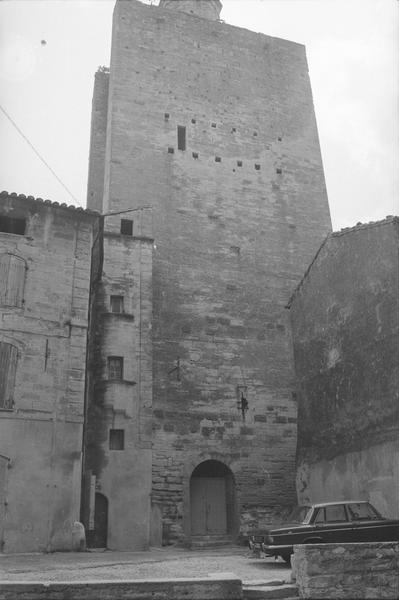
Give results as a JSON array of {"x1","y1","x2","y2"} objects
[
  {"x1": 85, "y1": 0, "x2": 332, "y2": 550},
  {"x1": 159, "y1": 0, "x2": 222, "y2": 20}
]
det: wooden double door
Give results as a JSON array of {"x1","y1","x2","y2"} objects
[{"x1": 191, "y1": 477, "x2": 227, "y2": 535}]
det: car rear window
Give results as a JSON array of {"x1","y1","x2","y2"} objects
[{"x1": 347, "y1": 503, "x2": 381, "y2": 520}]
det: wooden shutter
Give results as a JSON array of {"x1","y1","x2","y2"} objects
[
  {"x1": 0, "y1": 254, "x2": 25, "y2": 307},
  {"x1": 6, "y1": 255, "x2": 25, "y2": 307},
  {"x1": 0, "y1": 255, "x2": 10, "y2": 306},
  {"x1": 0, "y1": 342, "x2": 18, "y2": 409}
]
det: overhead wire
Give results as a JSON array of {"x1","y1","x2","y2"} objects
[{"x1": 0, "y1": 103, "x2": 81, "y2": 205}]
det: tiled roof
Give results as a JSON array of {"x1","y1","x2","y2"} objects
[
  {"x1": 0, "y1": 191, "x2": 99, "y2": 217},
  {"x1": 331, "y1": 215, "x2": 398, "y2": 237}
]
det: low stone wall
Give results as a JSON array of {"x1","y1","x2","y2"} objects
[
  {"x1": 0, "y1": 576, "x2": 243, "y2": 600},
  {"x1": 293, "y1": 542, "x2": 399, "y2": 599}
]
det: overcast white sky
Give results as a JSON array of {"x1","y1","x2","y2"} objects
[{"x1": 0, "y1": 0, "x2": 397, "y2": 230}]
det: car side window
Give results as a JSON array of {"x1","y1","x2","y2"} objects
[
  {"x1": 325, "y1": 505, "x2": 347, "y2": 523},
  {"x1": 314, "y1": 508, "x2": 325, "y2": 523}
]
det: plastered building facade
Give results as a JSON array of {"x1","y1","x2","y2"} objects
[
  {"x1": 0, "y1": 192, "x2": 97, "y2": 553},
  {"x1": 288, "y1": 217, "x2": 399, "y2": 519},
  {"x1": 83, "y1": 0, "x2": 332, "y2": 550}
]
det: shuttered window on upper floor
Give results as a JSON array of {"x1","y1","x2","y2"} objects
[
  {"x1": 0, "y1": 254, "x2": 26, "y2": 308},
  {"x1": 0, "y1": 342, "x2": 18, "y2": 410}
]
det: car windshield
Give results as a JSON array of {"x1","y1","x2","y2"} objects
[
  {"x1": 347, "y1": 502, "x2": 382, "y2": 520},
  {"x1": 286, "y1": 505, "x2": 313, "y2": 524}
]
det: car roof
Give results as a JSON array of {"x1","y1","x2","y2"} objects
[{"x1": 309, "y1": 501, "x2": 369, "y2": 508}]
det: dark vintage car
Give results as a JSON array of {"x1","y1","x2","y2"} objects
[{"x1": 248, "y1": 501, "x2": 399, "y2": 564}]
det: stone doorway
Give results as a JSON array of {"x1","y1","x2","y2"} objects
[
  {"x1": 88, "y1": 493, "x2": 108, "y2": 548},
  {"x1": 190, "y1": 460, "x2": 236, "y2": 538}
]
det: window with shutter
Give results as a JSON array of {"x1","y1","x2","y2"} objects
[
  {"x1": 0, "y1": 254, "x2": 26, "y2": 307},
  {"x1": 107, "y1": 356, "x2": 123, "y2": 380},
  {"x1": 0, "y1": 342, "x2": 18, "y2": 409}
]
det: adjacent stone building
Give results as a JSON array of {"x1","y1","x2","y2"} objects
[
  {"x1": 83, "y1": 0, "x2": 332, "y2": 550},
  {"x1": 288, "y1": 217, "x2": 399, "y2": 519},
  {"x1": 0, "y1": 192, "x2": 98, "y2": 553}
]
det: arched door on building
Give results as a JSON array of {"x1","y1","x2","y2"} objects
[
  {"x1": 89, "y1": 493, "x2": 108, "y2": 548},
  {"x1": 190, "y1": 460, "x2": 235, "y2": 537}
]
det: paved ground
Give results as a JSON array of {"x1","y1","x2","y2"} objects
[{"x1": 0, "y1": 547, "x2": 290, "y2": 585}]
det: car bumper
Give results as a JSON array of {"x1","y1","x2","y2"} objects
[
  {"x1": 261, "y1": 543, "x2": 293, "y2": 556},
  {"x1": 248, "y1": 540, "x2": 263, "y2": 552}
]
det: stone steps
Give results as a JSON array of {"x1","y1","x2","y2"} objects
[
  {"x1": 243, "y1": 583, "x2": 298, "y2": 599},
  {"x1": 189, "y1": 535, "x2": 234, "y2": 549}
]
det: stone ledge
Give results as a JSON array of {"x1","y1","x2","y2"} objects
[{"x1": 0, "y1": 576, "x2": 243, "y2": 600}]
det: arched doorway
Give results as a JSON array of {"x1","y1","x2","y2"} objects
[
  {"x1": 88, "y1": 493, "x2": 108, "y2": 548},
  {"x1": 190, "y1": 460, "x2": 236, "y2": 537}
]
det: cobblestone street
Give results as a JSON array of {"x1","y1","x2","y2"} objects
[{"x1": 0, "y1": 547, "x2": 290, "y2": 585}]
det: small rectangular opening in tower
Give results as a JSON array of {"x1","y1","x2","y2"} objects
[
  {"x1": 108, "y1": 356, "x2": 123, "y2": 380},
  {"x1": 177, "y1": 125, "x2": 186, "y2": 151},
  {"x1": 110, "y1": 295, "x2": 124, "y2": 314},
  {"x1": 109, "y1": 429, "x2": 125, "y2": 451},
  {"x1": 120, "y1": 219, "x2": 133, "y2": 235}
]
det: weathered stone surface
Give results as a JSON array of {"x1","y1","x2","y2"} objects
[
  {"x1": 0, "y1": 194, "x2": 97, "y2": 553},
  {"x1": 289, "y1": 217, "x2": 399, "y2": 517},
  {"x1": 86, "y1": 0, "x2": 331, "y2": 548},
  {"x1": 293, "y1": 543, "x2": 399, "y2": 599},
  {"x1": 0, "y1": 577, "x2": 243, "y2": 600}
]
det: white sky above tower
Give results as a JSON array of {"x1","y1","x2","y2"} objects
[{"x1": 0, "y1": 0, "x2": 397, "y2": 230}]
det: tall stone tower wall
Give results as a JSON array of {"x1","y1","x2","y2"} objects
[{"x1": 88, "y1": 0, "x2": 332, "y2": 547}]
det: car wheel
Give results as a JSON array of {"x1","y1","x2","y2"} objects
[{"x1": 281, "y1": 553, "x2": 292, "y2": 565}]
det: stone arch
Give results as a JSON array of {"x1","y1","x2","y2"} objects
[{"x1": 184, "y1": 455, "x2": 238, "y2": 541}]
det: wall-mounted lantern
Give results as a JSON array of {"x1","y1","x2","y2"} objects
[{"x1": 236, "y1": 385, "x2": 248, "y2": 421}]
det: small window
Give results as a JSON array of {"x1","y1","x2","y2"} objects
[
  {"x1": 276, "y1": 168, "x2": 282, "y2": 174},
  {"x1": 164, "y1": 113, "x2": 170, "y2": 120},
  {"x1": 255, "y1": 164, "x2": 261, "y2": 170},
  {"x1": 120, "y1": 219, "x2": 133, "y2": 236},
  {"x1": 325, "y1": 505, "x2": 347, "y2": 523},
  {"x1": 237, "y1": 161, "x2": 242, "y2": 167},
  {"x1": 0, "y1": 216, "x2": 26, "y2": 235},
  {"x1": 107, "y1": 356, "x2": 123, "y2": 380},
  {"x1": 0, "y1": 254, "x2": 26, "y2": 308},
  {"x1": 177, "y1": 125, "x2": 186, "y2": 151},
  {"x1": 0, "y1": 342, "x2": 18, "y2": 410},
  {"x1": 110, "y1": 296, "x2": 124, "y2": 314},
  {"x1": 109, "y1": 429, "x2": 125, "y2": 451},
  {"x1": 215, "y1": 156, "x2": 221, "y2": 163}
]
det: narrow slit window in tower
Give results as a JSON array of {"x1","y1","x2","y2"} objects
[{"x1": 177, "y1": 126, "x2": 186, "y2": 151}]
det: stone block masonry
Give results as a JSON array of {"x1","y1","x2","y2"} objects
[
  {"x1": 0, "y1": 576, "x2": 243, "y2": 600},
  {"x1": 289, "y1": 217, "x2": 399, "y2": 518},
  {"x1": 87, "y1": 0, "x2": 332, "y2": 548},
  {"x1": 293, "y1": 542, "x2": 399, "y2": 599},
  {"x1": 0, "y1": 193, "x2": 98, "y2": 553}
]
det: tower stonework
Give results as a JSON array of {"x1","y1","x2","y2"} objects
[
  {"x1": 159, "y1": 0, "x2": 222, "y2": 20},
  {"x1": 85, "y1": 0, "x2": 332, "y2": 549}
]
